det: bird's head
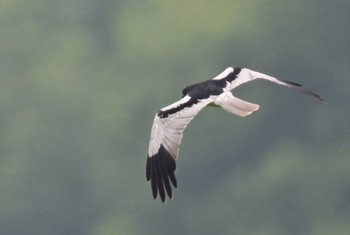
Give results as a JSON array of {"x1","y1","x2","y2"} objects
[{"x1": 182, "y1": 86, "x2": 189, "y2": 97}]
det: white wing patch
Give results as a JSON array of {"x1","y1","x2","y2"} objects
[
  {"x1": 224, "y1": 68, "x2": 298, "y2": 91},
  {"x1": 148, "y1": 95, "x2": 215, "y2": 159}
]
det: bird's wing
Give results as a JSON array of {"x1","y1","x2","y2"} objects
[
  {"x1": 146, "y1": 95, "x2": 214, "y2": 203},
  {"x1": 216, "y1": 67, "x2": 325, "y2": 101}
]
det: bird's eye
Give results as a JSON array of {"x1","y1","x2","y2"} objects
[{"x1": 182, "y1": 88, "x2": 187, "y2": 97}]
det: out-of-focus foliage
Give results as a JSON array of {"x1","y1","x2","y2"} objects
[{"x1": 0, "y1": 0, "x2": 349, "y2": 234}]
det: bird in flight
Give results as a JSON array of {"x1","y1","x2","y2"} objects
[{"x1": 146, "y1": 67, "x2": 324, "y2": 203}]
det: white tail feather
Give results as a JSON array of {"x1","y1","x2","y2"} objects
[{"x1": 214, "y1": 92, "x2": 260, "y2": 117}]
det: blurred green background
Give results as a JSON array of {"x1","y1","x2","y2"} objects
[{"x1": 1, "y1": 0, "x2": 349, "y2": 234}]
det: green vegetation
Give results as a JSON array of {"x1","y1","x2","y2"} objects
[{"x1": 1, "y1": 1, "x2": 349, "y2": 234}]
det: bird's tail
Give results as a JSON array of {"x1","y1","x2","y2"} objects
[{"x1": 214, "y1": 92, "x2": 260, "y2": 117}]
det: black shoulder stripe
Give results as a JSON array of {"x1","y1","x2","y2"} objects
[
  {"x1": 157, "y1": 98, "x2": 199, "y2": 118},
  {"x1": 224, "y1": 67, "x2": 242, "y2": 83}
]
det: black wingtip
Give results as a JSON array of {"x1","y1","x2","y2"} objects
[
  {"x1": 282, "y1": 80, "x2": 326, "y2": 102},
  {"x1": 146, "y1": 157, "x2": 151, "y2": 181},
  {"x1": 146, "y1": 145, "x2": 177, "y2": 203},
  {"x1": 282, "y1": 80, "x2": 303, "y2": 87}
]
